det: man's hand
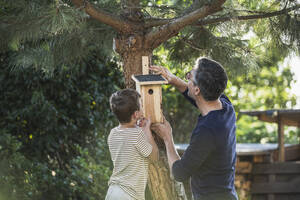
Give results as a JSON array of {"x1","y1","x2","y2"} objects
[
  {"x1": 150, "y1": 65, "x2": 187, "y2": 93},
  {"x1": 150, "y1": 65, "x2": 176, "y2": 83},
  {"x1": 138, "y1": 117, "x2": 159, "y2": 162},
  {"x1": 151, "y1": 118, "x2": 173, "y2": 142}
]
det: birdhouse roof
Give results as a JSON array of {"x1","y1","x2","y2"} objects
[{"x1": 131, "y1": 74, "x2": 168, "y2": 85}]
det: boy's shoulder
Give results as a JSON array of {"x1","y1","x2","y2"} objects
[{"x1": 110, "y1": 126, "x2": 143, "y2": 136}]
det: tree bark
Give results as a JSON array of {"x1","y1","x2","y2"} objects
[
  {"x1": 123, "y1": 58, "x2": 188, "y2": 200},
  {"x1": 114, "y1": 33, "x2": 188, "y2": 199},
  {"x1": 114, "y1": 34, "x2": 152, "y2": 88},
  {"x1": 148, "y1": 148, "x2": 188, "y2": 200}
]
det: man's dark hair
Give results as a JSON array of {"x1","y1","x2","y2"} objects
[
  {"x1": 194, "y1": 57, "x2": 228, "y2": 101},
  {"x1": 109, "y1": 89, "x2": 141, "y2": 123}
]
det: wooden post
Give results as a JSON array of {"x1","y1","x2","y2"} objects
[
  {"x1": 267, "y1": 174, "x2": 275, "y2": 200},
  {"x1": 278, "y1": 117, "x2": 285, "y2": 162},
  {"x1": 142, "y1": 56, "x2": 149, "y2": 75}
]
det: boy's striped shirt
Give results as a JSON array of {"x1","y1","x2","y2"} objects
[{"x1": 108, "y1": 126, "x2": 152, "y2": 200}]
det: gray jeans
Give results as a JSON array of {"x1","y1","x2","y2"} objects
[{"x1": 105, "y1": 184, "x2": 134, "y2": 200}]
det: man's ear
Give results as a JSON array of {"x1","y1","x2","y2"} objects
[{"x1": 195, "y1": 86, "x2": 201, "y2": 96}]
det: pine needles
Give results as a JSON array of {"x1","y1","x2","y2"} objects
[{"x1": 0, "y1": 0, "x2": 115, "y2": 76}]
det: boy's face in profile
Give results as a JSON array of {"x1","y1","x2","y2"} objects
[{"x1": 134, "y1": 99, "x2": 143, "y2": 125}]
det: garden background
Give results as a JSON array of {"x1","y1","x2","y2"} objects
[{"x1": 0, "y1": 0, "x2": 299, "y2": 199}]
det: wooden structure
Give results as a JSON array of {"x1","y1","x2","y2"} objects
[
  {"x1": 132, "y1": 56, "x2": 168, "y2": 123},
  {"x1": 240, "y1": 109, "x2": 300, "y2": 162},
  {"x1": 235, "y1": 144, "x2": 300, "y2": 200},
  {"x1": 238, "y1": 109, "x2": 300, "y2": 200}
]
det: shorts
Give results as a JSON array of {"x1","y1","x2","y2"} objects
[{"x1": 105, "y1": 184, "x2": 135, "y2": 200}]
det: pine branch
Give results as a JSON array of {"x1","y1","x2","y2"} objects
[
  {"x1": 164, "y1": 26, "x2": 259, "y2": 75},
  {"x1": 196, "y1": 4, "x2": 300, "y2": 26},
  {"x1": 71, "y1": 0, "x2": 138, "y2": 32},
  {"x1": 144, "y1": 18, "x2": 172, "y2": 28},
  {"x1": 145, "y1": 4, "x2": 300, "y2": 28},
  {"x1": 145, "y1": 0, "x2": 226, "y2": 49},
  {"x1": 182, "y1": 39, "x2": 205, "y2": 51},
  {"x1": 0, "y1": 3, "x2": 90, "y2": 52}
]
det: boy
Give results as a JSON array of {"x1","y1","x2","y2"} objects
[{"x1": 105, "y1": 89, "x2": 159, "y2": 200}]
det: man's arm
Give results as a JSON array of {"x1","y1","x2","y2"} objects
[
  {"x1": 150, "y1": 65, "x2": 187, "y2": 93},
  {"x1": 152, "y1": 120, "x2": 215, "y2": 182},
  {"x1": 143, "y1": 127, "x2": 159, "y2": 162},
  {"x1": 139, "y1": 118, "x2": 159, "y2": 162},
  {"x1": 151, "y1": 119, "x2": 180, "y2": 170},
  {"x1": 150, "y1": 65, "x2": 198, "y2": 108},
  {"x1": 164, "y1": 137, "x2": 180, "y2": 170},
  {"x1": 172, "y1": 129, "x2": 214, "y2": 182},
  {"x1": 169, "y1": 75, "x2": 188, "y2": 93}
]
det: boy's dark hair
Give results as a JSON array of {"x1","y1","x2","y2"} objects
[
  {"x1": 109, "y1": 89, "x2": 141, "y2": 123},
  {"x1": 194, "y1": 57, "x2": 228, "y2": 101}
]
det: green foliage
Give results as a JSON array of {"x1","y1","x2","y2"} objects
[
  {"x1": 149, "y1": 0, "x2": 299, "y2": 144},
  {"x1": 153, "y1": 37, "x2": 298, "y2": 144},
  {"x1": 161, "y1": 0, "x2": 299, "y2": 76},
  {"x1": 0, "y1": 0, "x2": 115, "y2": 73},
  {"x1": 0, "y1": 51, "x2": 123, "y2": 199},
  {"x1": 235, "y1": 115, "x2": 300, "y2": 144},
  {"x1": 0, "y1": 132, "x2": 114, "y2": 200},
  {"x1": 164, "y1": 26, "x2": 256, "y2": 76},
  {"x1": 1, "y1": 0, "x2": 299, "y2": 77},
  {"x1": 0, "y1": 0, "x2": 299, "y2": 199}
]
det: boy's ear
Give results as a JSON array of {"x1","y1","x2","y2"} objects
[{"x1": 133, "y1": 110, "x2": 139, "y2": 119}]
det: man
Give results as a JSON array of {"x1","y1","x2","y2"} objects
[{"x1": 150, "y1": 57, "x2": 238, "y2": 200}]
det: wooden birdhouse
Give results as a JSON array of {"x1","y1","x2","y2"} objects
[{"x1": 132, "y1": 56, "x2": 168, "y2": 123}]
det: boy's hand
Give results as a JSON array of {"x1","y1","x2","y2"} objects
[
  {"x1": 151, "y1": 118, "x2": 173, "y2": 142},
  {"x1": 138, "y1": 117, "x2": 151, "y2": 129},
  {"x1": 150, "y1": 65, "x2": 175, "y2": 83}
]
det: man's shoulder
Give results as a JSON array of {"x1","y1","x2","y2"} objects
[
  {"x1": 191, "y1": 124, "x2": 214, "y2": 140},
  {"x1": 220, "y1": 94, "x2": 233, "y2": 106}
]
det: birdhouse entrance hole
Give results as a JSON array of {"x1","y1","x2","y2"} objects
[{"x1": 148, "y1": 89, "x2": 153, "y2": 95}]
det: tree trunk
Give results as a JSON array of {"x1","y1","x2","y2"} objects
[
  {"x1": 114, "y1": 35, "x2": 188, "y2": 200},
  {"x1": 148, "y1": 148, "x2": 188, "y2": 200},
  {"x1": 122, "y1": 51, "x2": 148, "y2": 88},
  {"x1": 114, "y1": 34, "x2": 151, "y2": 88}
]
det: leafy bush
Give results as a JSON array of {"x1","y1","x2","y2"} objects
[{"x1": 0, "y1": 52, "x2": 123, "y2": 200}]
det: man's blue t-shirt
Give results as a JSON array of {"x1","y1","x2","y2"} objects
[{"x1": 172, "y1": 89, "x2": 237, "y2": 199}]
